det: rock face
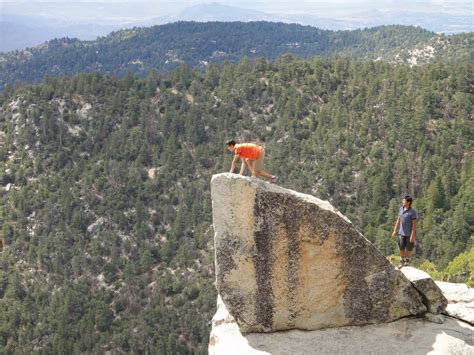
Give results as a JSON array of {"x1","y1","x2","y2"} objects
[
  {"x1": 211, "y1": 173, "x2": 426, "y2": 332},
  {"x1": 209, "y1": 296, "x2": 474, "y2": 355},
  {"x1": 400, "y1": 267, "x2": 448, "y2": 314}
]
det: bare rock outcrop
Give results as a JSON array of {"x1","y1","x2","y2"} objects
[
  {"x1": 209, "y1": 296, "x2": 474, "y2": 355},
  {"x1": 211, "y1": 174, "x2": 426, "y2": 333},
  {"x1": 436, "y1": 281, "x2": 474, "y2": 324}
]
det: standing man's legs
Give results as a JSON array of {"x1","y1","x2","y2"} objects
[
  {"x1": 398, "y1": 235, "x2": 407, "y2": 267},
  {"x1": 398, "y1": 235, "x2": 414, "y2": 267}
]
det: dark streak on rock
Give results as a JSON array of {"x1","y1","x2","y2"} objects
[
  {"x1": 335, "y1": 228, "x2": 380, "y2": 323},
  {"x1": 254, "y1": 191, "x2": 276, "y2": 330},
  {"x1": 216, "y1": 233, "x2": 259, "y2": 327},
  {"x1": 286, "y1": 202, "x2": 300, "y2": 328},
  {"x1": 215, "y1": 233, "x2": 239, "y2": 292}
]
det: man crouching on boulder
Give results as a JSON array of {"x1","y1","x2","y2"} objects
[{"x1": 226, "y1": 140, "x2": 278, "y2": 183}]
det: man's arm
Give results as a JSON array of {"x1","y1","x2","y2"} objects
[
  {"x1": 229, "y1": 154, "x2": 240, "y2": 173},
  {"x1": 392, "y1": 216, "x2": 400, "y2": 237},
  {"x1": 410, "y1": 219, "x2": 416, "y2": 243}
]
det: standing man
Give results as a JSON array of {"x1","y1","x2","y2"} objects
[
  {"x1": 392, "y1": 195, "x2": 417, "y2": 268},
  {"x1": 226, "y1": 140, "x2": 278, "y2": 182}
]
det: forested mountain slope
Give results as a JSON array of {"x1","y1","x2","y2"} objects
[
  {"x1": 0, "y1": 56, "x2": 472, "y2": 353},
  {"x1": 1, "y1": 21, "x2": 472, "y2": 89}
]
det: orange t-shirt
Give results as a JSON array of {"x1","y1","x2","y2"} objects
[{"x1": 234, "y1": 143, "x2": 262, "y2": 160}]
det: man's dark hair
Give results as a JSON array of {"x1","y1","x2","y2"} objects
[
  {"x1": 404, "y1": 195, "x2": 413, "y2": 206},
  {"x1": 226, "y1": 140, "x2": 236, "y2": 147}
]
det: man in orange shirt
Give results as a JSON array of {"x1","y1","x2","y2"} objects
[{"x1": 226, "y1": 140, "x2": 278, "y2": 182}]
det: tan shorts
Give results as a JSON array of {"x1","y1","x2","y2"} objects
[{"x1": 254, "y1": 148, "x2": 265, "y2": 173}]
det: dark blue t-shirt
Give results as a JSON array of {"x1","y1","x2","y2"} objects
[{"x1": 399, "y1": 207, "x2": 417, "y2": 236}]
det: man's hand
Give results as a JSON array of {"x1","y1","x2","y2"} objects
[
  {"x1": 410, "y1": 220, "x2": 416, "y2": 244},
  {"x1": 392, "y1": 217, "x2": 400, "y2": 239}
]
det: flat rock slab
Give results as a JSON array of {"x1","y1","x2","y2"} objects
[
  {"x1": 436, "y1": 281, "x2": 474, "y2": 325},
  {"x1": 445, "y1": 303, "x2": 474, "y2": 325},
  {"x1": 209, "y1": 296, "x2": 474, "y2": 355},
  {"x1": 211, "y1": 174, "x2": 426, "y2": 332},
  {"x1": 436, "y1": 282, "x2": 474, "y2": 303},
  {"x1": 401, "y1": 267, "x2": 447, "y2": 314}
]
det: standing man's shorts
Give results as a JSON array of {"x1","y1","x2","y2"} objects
[
  {"x1": 254, "y1": 148, "x2": 265, "y2": 173},
  {"x1": 398, "y1": 235, "x2": 414, "y2": 251}
]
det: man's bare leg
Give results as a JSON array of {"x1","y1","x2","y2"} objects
[
  {"x1": 240, "y1": 159, "x2": 249, "y2": 175},
  {"x1": 247, "y1": 160, "x2": 256, "y2": 176},
  {"x1": 405, "y1": 249, "x2": 413, "y2": 265},
  {"x1": 399, "y1": 249, "x2": 408, "y2": 267},
  {"x1": 250, "y1": 160, "x2": 278, "y2": 182},
  {"x1": 257, "y1": 171, "x2": 273, "y2": 179}
]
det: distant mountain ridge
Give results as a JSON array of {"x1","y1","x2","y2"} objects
[
  {"x1": 166, "y1": 4, "x2": 473, "y2": 33},
  {"x1": 1, "y1": 21, "x2": 472, "y2": 90},
  {"x1": 1, "y1": 2, "x2": 472, "y2": 53}
]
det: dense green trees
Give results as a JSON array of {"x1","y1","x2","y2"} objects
[{"x1": 0, "y1": 55, "x2": 472, "y2": 352}]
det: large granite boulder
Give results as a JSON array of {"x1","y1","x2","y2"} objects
[
  {"x1": 211, "y1": 173, "x2": 426, "y2": 332},
  {"x1": 400, "y1": 267, "x2": 448, "y2": 314}
]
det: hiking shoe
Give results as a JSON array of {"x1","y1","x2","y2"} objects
[{"x1": 271, "y1": 175, "x2": 279, "y2": 183}]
